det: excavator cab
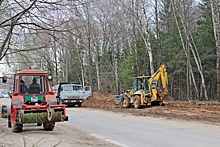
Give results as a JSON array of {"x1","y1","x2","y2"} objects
[{"x1": 132, "y1": 76, "x2": 150, "y2": 93}]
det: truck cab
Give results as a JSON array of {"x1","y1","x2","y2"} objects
[{"x1": 59, "y1": 84, "x2": 92, "y2": 107}]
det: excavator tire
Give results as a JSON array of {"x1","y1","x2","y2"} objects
[
  {"x1": 151, "y1": 101, "x2": 161, "y2": 106},
  {"x1": 123, "y1": 97, "x2": 130, "y2": 108},
  {"x1": 134, "y1": 95, "x2": 141, "y2": 109}
]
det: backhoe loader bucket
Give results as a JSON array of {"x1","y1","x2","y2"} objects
[{"x1": 114, "y1": 95, "x2": 121, "y2": 105}]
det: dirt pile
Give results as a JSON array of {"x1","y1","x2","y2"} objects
[
  {"x1": 82, "y1": 92, "x2": 117, "y2": 109},
  {"x1": 83, "y1": 92, "x2": 220, "y2": 125}
]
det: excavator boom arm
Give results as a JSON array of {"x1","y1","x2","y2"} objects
[{"x1": 148, "y1": 65, "x2": 169, "y2": 100}]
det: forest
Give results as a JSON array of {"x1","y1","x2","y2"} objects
[{"x1": 0, "y1": 0, "x2": 220, "y2": 101}]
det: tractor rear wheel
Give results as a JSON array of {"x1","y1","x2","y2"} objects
[
  {"x1": 43, "y1": 122, "x2": 55, "y2": 131},
  {"x1": 134, "y1": 95, "x2": 141, "y2": 109},
  {"x1": 123, "y1": 97, "x2": 130, "y2": 108}
]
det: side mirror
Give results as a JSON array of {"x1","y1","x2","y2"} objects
[
  {"x1": 2, "y1": 76, "x2": 7, "y2": 83},
  {"x1": 48, "y1": 74, "x2": 52, "y2": 81}
]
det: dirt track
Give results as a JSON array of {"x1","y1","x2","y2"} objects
[{"x1": 82, "y1": 92, "x2": 220, "y2": 126}]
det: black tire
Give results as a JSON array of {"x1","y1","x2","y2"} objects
[
  {"x1": 7, "y1": 114, "x2": 11, "y2": 128},
  {"x1": 151, "y1": 101, "x2": 161, "y2": 106},
  {"x1": 134, "y1": 95, "x2": 141, "y2": 109},
  {"x1": 70, "y1": 104, "x2": 75, "y2": 107},
  {"x1": 43, "y1": 122, "x2": 55, "y2": 131},
  {"x1": 37, "y1": 123, "x2": 42, "y2": 126},
  {"x1": 123, "y1": 97, "x2": 130, "y2": 108},
  {"x1": 78, "y1": 103, "x2": 82, "y2": 107},
  {"x1": 2, "y1": 105, "x2": 7, "y2": 114},
  {"x1": 12, "y1": 123, "x2": 23, "y2": 133},
  {"x1": 7, "y1": 107, "x2": 11, "y2": 128}
]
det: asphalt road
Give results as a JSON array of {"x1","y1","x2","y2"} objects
[
  {"x1": 2, "y1": 98, "x2": 220, "y2": 147},
  {"x1": 0, "y1": 97, "x2": 10, "y2": 105},
  {"x1": 67, "y1": 107, "x2": 220, "y2": 147}
]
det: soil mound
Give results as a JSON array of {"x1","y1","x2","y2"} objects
[
  {"x1": 82, "y1": 92, "x2": 220, "y2": 125},
  {"x1": 82, "y1": 92, "x2": 117, "y2": 109}
]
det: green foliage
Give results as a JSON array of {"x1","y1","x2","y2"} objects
[
  {"x1": 193, "y1": 0, "x2": 216, "y2": 78},
  {"x1": 119, "y1": 53, "x2": 135, "y2": 90}
]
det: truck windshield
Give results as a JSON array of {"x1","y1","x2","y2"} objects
[
  {"x1": 63, "y1": 86, "x2": 73, "y2": 91},
  {"x1": 63, "y1": 85, "x2": 82, "y2": 91}
]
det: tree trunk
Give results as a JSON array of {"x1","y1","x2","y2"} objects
[
  {"x1": 155, "y1": 0, "x2": 161, "y2": 67},
  {"x1": 141, "y1": 1, "x2": 154, "y2": 75},
  {"x1": 172, "y1": 1, "x2": 208, "y2": 100},
  {"x1": 210, "y1": 0, "x2": 220, "y2": 101}
]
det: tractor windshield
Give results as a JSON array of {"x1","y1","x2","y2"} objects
[{"x1": 20, "y1": 75, "x2": 47, "y2": 94}]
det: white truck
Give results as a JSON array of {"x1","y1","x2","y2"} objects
[{"x1": 58, "y1": 84, "x2": 92, "y2": 107}]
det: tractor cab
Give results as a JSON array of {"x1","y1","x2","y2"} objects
[{"x1": 12, "y1": 69, "x2": 56, "y2": 105}]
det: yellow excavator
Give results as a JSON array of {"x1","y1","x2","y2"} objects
[{"x1": 120, "y1": 64, "x2": 168, "y2": 109}]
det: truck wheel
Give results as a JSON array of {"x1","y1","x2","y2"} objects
[
  {"x1": 2, "y1": 105, "x2": 7, "y2": 112},
  {"x1": 0, "y1": 105, "x2": 7, "y2": 118},
  {"x1": 123, "y1": 97, "x2": 130, "y2": 108},
  {"x1": 78, "y1": 103, "x2": 82, "y2": 107},
  {"x1": 12, "y1": 123, "x2": 23, "y2": 133},
  {"x1": 43, "y1": 122, "x2": 55, "y2": 131},
  {"x1": 37, "y1": 123, "x2": 42, "y2": 126},
  {"x1": 134, "y1": 95, "x2": 141, "y2": 109}
]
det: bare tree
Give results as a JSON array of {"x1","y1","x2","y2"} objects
[{"x1": 210, "y1": 0, "x2": 220, "y2": 101}]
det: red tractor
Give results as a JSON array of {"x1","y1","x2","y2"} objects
[{"x1": 8, "y1": 67, "x2": 68, "y2": 132}]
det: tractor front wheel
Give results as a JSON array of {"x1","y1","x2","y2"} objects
[
  {"x1": 12, "y1": 123, "x2": 23, "y2": 133},
  {"x1": 43, "y1": 122, "x2": 55, "y2": 131}
]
